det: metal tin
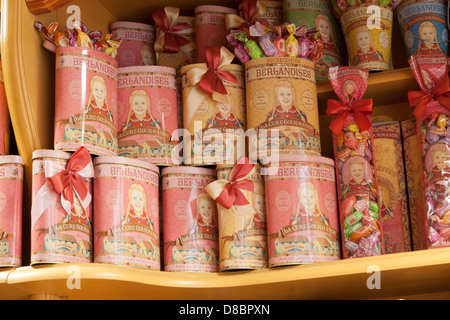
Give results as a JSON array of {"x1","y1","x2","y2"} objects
[
  {"x1": 239, "y1": 1, "x2": 283, "y2": 26},
  {"x1": 0, "y1": 156, "x2": 24, "y2": 267},
  {"x1": 111, "y1": 21, "x2": 156, "y2": 68},
  {"x1": 397, "y1": 0, "x2": 448, "y2": 58},
  {"x1": 93, "y1": 156, "x2": 160, "y2": 270},
  {"x1": 245, "y1": 57, "x2": 320, "y2": 160},
  {"x1": 216, "y1": 164, "x2": 268, "y2": 271},
  {"x1": 54, "y1": 46, "x2": 119, "y2": 156},
  {"x1": 340, "y1": 4, "x2": 393, "y2": 71},
  {"x1": 31, "y1": 150, "x2": 93, "y2": 265},
  {"x1": 195, "y1": 5, "x2": 237, "y2": 63},
  {"x1": 0, "y1": 63, "x2": 11, "y2": 155},
  {"x1": 264, "y1": 155, "x2": 340, "y2": 267},
  {"x1": 117, "y1": 66, "x2": 179, "y2": 166},
  {"x1": 161, "y1": 166, "x2": 219, "y2": 272},
  {"x1": 180, "y1": 63, "x2": 246, "y2": 166}
]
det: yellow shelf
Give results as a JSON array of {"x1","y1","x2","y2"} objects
[{"x1": 1, "y1": 248, "x2": 450, "y2": 300}]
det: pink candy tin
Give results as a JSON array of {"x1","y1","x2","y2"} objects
[
  {"x1": 117, "y1": 66, "x2": 179, "y2": 165},
  {"x1": 0, "y1": 63, "x2": 10, "y2": 155},
  {"x1": 111, "y1": 21, "x2": 156, "y2": 68},
  {"x1": 162, "y1": 166, "x2": 219, "y2": 272},
  {"x1": 31, "y1": 150, "x2": 93, "y2": 265},
  {"x1": 0, "y1": 156, "x2": 24, "y2": 267},
  {"x1": 93, "y1": 156, "x2": 160, "y2": 270},
  {"x1": 264, "y1": 155, "x2": 341, "y2": 267},
  {"x1": 54, "y1": 46, "x2": 119, "y2": 156}
]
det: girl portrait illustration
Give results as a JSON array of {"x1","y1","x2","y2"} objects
[
  {"x1": 190, "y1": 193, "x2": 218, "y2": 234},
  {"x1": 85, "y1": 75, "x2": 114, "y2": 123},
  {"x1": 353, "y1": 26, "x2": 384, "y2": 65},
  {"x1": 122, "y1": 184, "x2": 154, "y2": 229},
  {"x1": 343, "y1": 157, "x2": 376, "y2": 197},
  {"x1": 415, "y1": 22, "x2": 444, "y2": 55},
  {"x1": 266, "y1": 80, "x2": 308, "y2": 123},
  {"x1": 140, "y1": 46, "x2": 155, "y2": 66},
  {"x1": 315, "y1": 14, "x2": 342, "y2": 68},
  {"x1": 207, "y1": 94, "x2": 243, "y2": 130},
  {"x1": 247, "y1": 193, "x2": 266, "y2": 230},
  {"x1": 426, "y1": 144, "x2": 450, "y2": 203},
  {"x1": 62, "y1": 193, "x2": 91, "y2": 227},
  {"x1": 291, "y1": 182, "x2": 330, "y2": 226},
  {"x1": 122, "y1": 90, "x2": 161, "y2": 131}
]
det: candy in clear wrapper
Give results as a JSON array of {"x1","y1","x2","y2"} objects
[
  {"x1": 249, "y1": 22, "x2": 277, "y2": 57},
  {"x1": 235, "y1": 31, "x2": 264, "y2": 59},
  {"x1": 226, "y1": 32, "x2": 251, "y2": 63},
  {"x1": 285, "y1": 24, "x2": 299, "y2": 58},
  {"x1": 274, "y1": 26, "x2": 286, "y2": 57}
]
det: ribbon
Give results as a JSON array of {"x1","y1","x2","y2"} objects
[
  {"x1": 326, "y1": 99, "x2": 374, "y2": 135},
  {"x1": 205, "y1": 157, "x2": 264, "y2": 212},
  {"x1": 152, "y1": 7, "x2": 194, "y2": 53},
  {"x1": 225, "y1": 0, "x2": 269, "y2": 30},
  {"x1": 31, "y1": 147, "x2": 94, "y2": 230},
  {"x1": 184, "y1": 46, "x2": 239, "y2": 127},
  {"x1": 408, "y1": 75, "x2": 450, "y2": 119}
]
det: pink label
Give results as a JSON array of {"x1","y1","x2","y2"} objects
[
  {"x1": 113, "y1": 28, "x2": 155, "y2": 67},
  {"x1": 162, "y1": 172, "x2": 219, "y2": 272},
  {"x1": 31, "y1": 158, "x2": 93, "y2": 264},
  {"x1": 54, "y1": 47, "x2": 118, "y2": 156},
  {"x1": 94, "y1": 162, "x2": 160, "y2": 270},
  {"x1": 265, "y1": 161, "x2": 340, "y2": 266},
  {"x1": 118, "y1": 70, "x2": 178, "y2": 165},
  {"x1": 195, "y1": 13, "x2": 230, "y2": 63},
  {"x1": 0, "y1": 163, "x2": 23, "y2": 267}
]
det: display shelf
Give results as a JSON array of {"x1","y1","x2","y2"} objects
[{"x1": 1, "y1": 248, "x2": 450, "y2": 300}]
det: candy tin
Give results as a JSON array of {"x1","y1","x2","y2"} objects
[
  {"x1": 162, "y1": 166, "x2": 219, "y2": 272},
  {"x1": 0, "y1": 156, "x2": 24, "y2": 267},
  {"x1": 111, "y1": 21, "x2": 156, "y2": 68},
  {"x1": 93, "y1": 156, "x2": 160, "y2": 270},
  {"x1": 117, "y1": 66, "x2": 179, "y2": 165},
  {"x1": 54, "y1": 46, "x2": 119, "y2": 156}
]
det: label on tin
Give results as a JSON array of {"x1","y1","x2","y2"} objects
[
  {"x1": 94, "y1": 162, "x2": 160, "y2": 270},
  {"x1": 265, "y1": 161, "x2": 340, "y2": 266},
  {"x1": 118, "y1": 70, "x2": 179, "y2": 165},
  {"x1": 162, "y1": 173, "x2": 219, "y2": 272},
  {"x1": 112, "y1": 26, "x2": 156, "y2": 67}
]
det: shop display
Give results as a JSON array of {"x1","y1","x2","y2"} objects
[
  {"x1": 30, "y1": 148, "x2": 94, "y2": 265},
  {"x1": 117, "y1": 66, "x2": 179, "y2": 165},
  {"x1": 111, "y1": 21, "x2": 156, "y2": 67},
  {"x1": 326, "y1": 66, "x2": 384, "y2": 258},
  {"x1": 264, "y1": 155, "x2": 340, "y2": 267},
  {"x1": 0, "y1": 156, "x2": 24, "y2": 267},
  {"x1": 162, "y1": 167, "x2": 219, "y2": 272},
  {"x1": 0, "y1": 63, "x2": 10, "y2": 155},
  {"x1": 373, "y1": 121, "x2": 411, "y2": 253},
  {"x1": 93, "y1": 156, "x2": 160, "y2": 270}
]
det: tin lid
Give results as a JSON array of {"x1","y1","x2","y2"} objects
[
  {"x1": 262, "y1": 154, "x2": 335, "y2": 167},
  {"x1": 161, "y1": 166, "x2": 215, "y2": 176},
  {"x1": 110, "y1": 21, "x2": 155, "y2": 31},
  {"x1": 93, "y1": 156, "x2": 160, "y2": 174},
  {"x1": 118, "y1": 65, "x2": 176, "y2": 76},
  {"x1": 0, "y1": 155, "x2": 25, "y2": 165},
  {"x1": 55, "y1": 46, "x2": 118, "y2": 66},
  {"x1": 195, "y1": 5, "x2": 237, "y2": 14},
  {"x1": 32, "y1": 149, "x2": 72, "y2": 161}
]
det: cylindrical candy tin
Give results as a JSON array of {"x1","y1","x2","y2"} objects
[
  {"x1": 31, "y1": 150, "x2": 93, "y2": 265},
  {"x1": 239, "y1": 1, "x2": 283, "y2": 27},
  {"x1": 111, "y1": 21, "x2": 156, "y2": 68},
  {"x1": 340, "y1": 4, "x2": 394, "y2": 71},
  {"x1": 162, "y1": 166, "x2": 219, "y2": 272},
  {"x1": 264, "y1": 155, "x2": 340, "y2": 267},
  {"x1": 0, "y1": 156, "x2": 24, "y2": 267},
  {"x1": 54, "y1": 46, "x2": 119, "y2": 156},
  {"x1": 283, "y1": 0, "x2": 346, "y2": 81},
  {"x1": 245, "y1": 57, "x2": 320, "y2": 160},
  {"x1": 93, "y1": 156, "x2": 160, "y2": 270},
  {"x1": 195, "y1": 5, "x2": 238, "y2": 63},
  {"x1": 216, "y1": 164, "x2": 268, "y2": 271},
  {"x1": 180, "y1": 63, "x2": 246, "y2": 166},
  {"x1": 397, "y1": 0, "x2": 448, "y2": 58},
  {"x1": 117, "y1": 66, "x2": 179, "y2": 166},
  {"x1": 0, "y1": 63, "x2": 10, "y2": 155}
]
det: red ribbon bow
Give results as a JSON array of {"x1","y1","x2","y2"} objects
[
  {"x1": 198, "y1": 47, "x2": 239, "y2": 96},
  {"x1": 326, "y1": 99, "x2": 374, "y2": 135},
  {"x1": 48, "y1": 147, "x2": 92, "y2": 204},
  {"x1": 408, "y1": 75, "x2": 450, "y2": 119},
  {"x1": 152, "y1": 8, "x2": 191, "y2": 53}
]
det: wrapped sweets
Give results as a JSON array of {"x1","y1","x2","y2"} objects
[
  {"x1": 205, "y1": 158, "x2": 268, "y2": 271},
  {"x1": 326, "y1": 66, "x2": 384, "y2": 258},
  {"x1": 408, "y1": 54, "x2": 450, "y2": 248}
]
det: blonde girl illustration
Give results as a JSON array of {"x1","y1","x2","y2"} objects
[
  {"x1": 122, "y1": 90, "x2": 161, "y2": 131},
  {"x1": 122, "y1": 184, "x2": 154, "y2": 229},
  {"x1": 247, "y1": 192, "x2": 266, "y2": 230},
  {"x1": 62, "y1": 193, "x2": 91, "y2": 226},
  {"x1": 190, "y1": 193, "x2": 218, "y2": 234},
  {"x1": 140, "y1": 46, "x2": 155, "y2": 66},
  {"x1": 315, "y1": 14, "x2": 341, "y2": 67},
  {"x1": 85, "y1": 76, "x2": 114, "y2": 122},
  {"x1": 353, "y1": 26, "x2": 384, "y2": 65},
  {"x1": 415, "y1": 22, "x2": 444, "y2": 55},
  {"x1": 343, "y1": 158, "x2": 377, "y2": 198},
  {"x1": 266, "y1": 81, "x2": 308, "y2": 123},
  {"x1": 343, "y1": 80, "x2": 356, "y2": 104},
  {"x1": 291, "y1": 182, "x2": 330, "y2": 226},
  {"x1": 207, "y1": 94, "x2": 243, "y2": 129},
  {"x1": 427, "y1": 144, "x2": 450, "y2": 203}
]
